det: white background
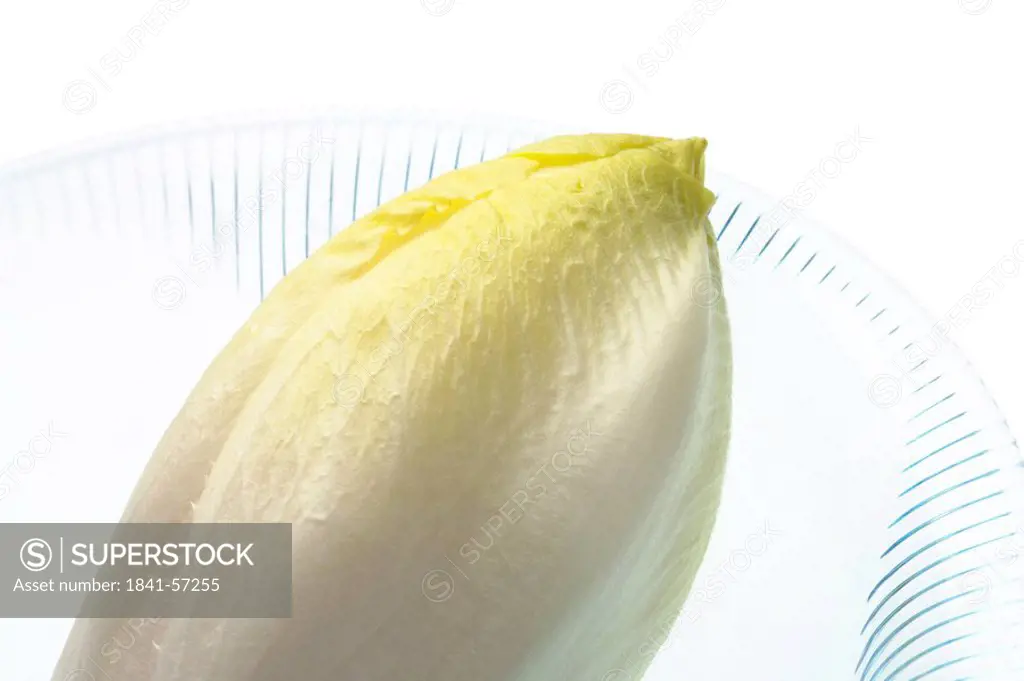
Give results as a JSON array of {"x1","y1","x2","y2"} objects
[{"x1": 0, "y1": 1, "x2": 1022, "y2": 678}]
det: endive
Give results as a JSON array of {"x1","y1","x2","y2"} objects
[{"x1": 52, "y1": 134, "x2": 732, "y2": 681}]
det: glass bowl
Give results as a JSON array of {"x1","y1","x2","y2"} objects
[{"x1": 1, "y1": 113, "x2": 1021, "y2": 681}]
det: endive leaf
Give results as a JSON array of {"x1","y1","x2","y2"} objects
[{"x1": 52, "y1": 134, "x2": 731, "y2": 681}]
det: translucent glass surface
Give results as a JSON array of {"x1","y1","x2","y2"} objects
[{"x1": 1, "y1": 114, "x2": 1021, "y2": 680}]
